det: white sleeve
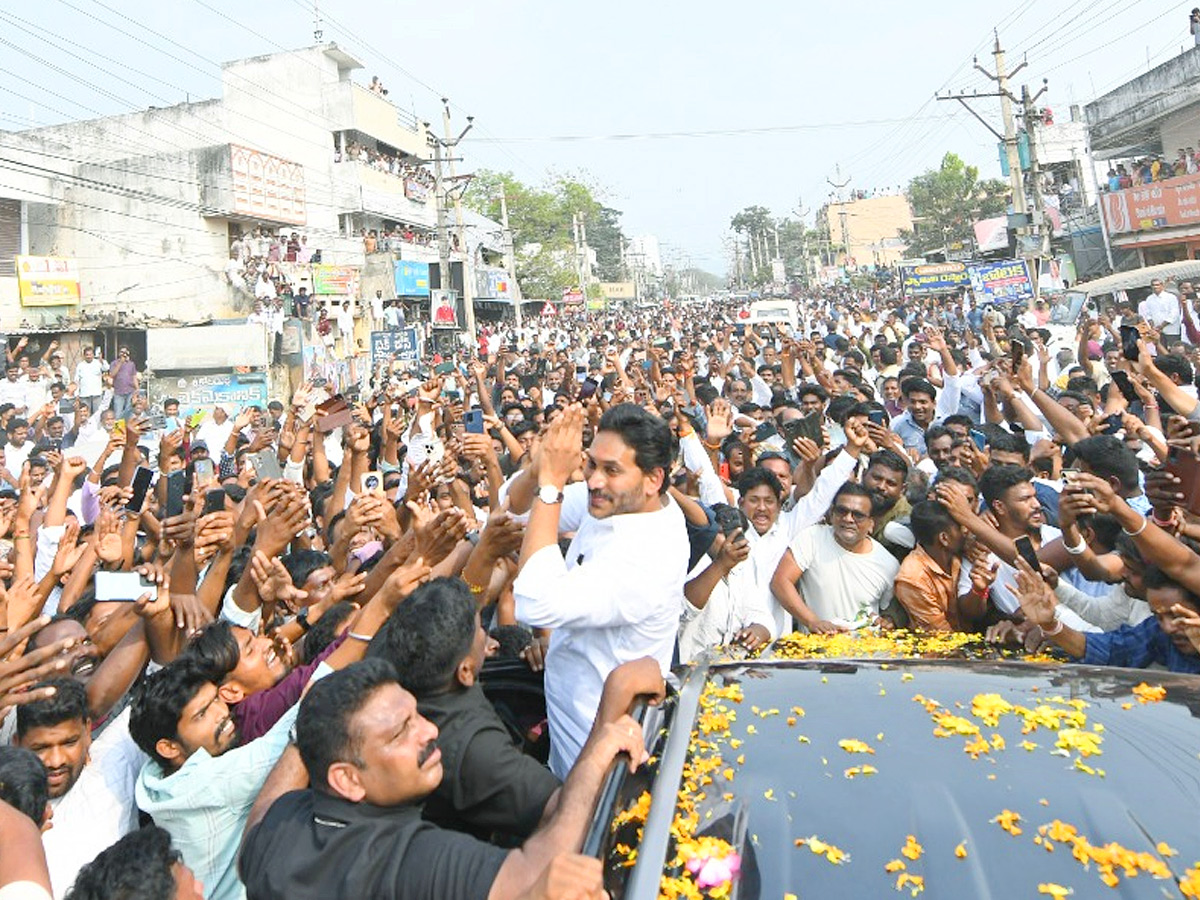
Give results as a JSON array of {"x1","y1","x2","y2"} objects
[
  {"x1": 935, "y1": 373, "x2": 961, "y2": 418},
  {"x1": 783, "y1": 450, "x2": 857, "y2": 536}
]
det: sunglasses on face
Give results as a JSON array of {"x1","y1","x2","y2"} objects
[{"x1": 831, "y1": 504, "x2": 870, "y2": 523}]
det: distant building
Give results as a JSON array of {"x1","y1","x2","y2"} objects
[
  {"x1": 816, "y1": 193, "x2": 913, "y2": 268},
  {"x1": 626, "y1": 235, "x2": 663, "y2": 278},
  {"x1": 1086, "y1": 47, "x2": 1200, "y2": 265},
  {"x1": 0, "y1": 44, "x2": 508, "y2": 326}
]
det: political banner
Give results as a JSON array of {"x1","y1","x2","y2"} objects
[
  {"x1": 370, "y1": 327, "x2": 421, "y2": 367},
  {"x1": 899, "y1": 262, "x2": 970, "y2": 295},
  {"x1": 968, "y1": 258, "x2": 1034, "y2": 305}
]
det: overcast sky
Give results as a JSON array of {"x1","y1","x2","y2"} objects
[{"x1": 0, "y1": 0, "x2": 1192, "y2": 272}]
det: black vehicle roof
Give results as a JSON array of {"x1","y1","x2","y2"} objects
[{"x1": 608, "y1": 659, "x2": 1200, "y2": 900}]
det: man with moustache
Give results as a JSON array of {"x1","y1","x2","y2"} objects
[
  {"x1": 240, "y1": 659, "x2": 639, "y2": 900},
  {"x1": 16, "y1": 679, "x2": 145, "y2": 898},
  {"x1": 129, "y1": 657, "x2": 310, "y2": 900},
  {"x1": 507, "y1": 404, "x2": 688, "y2": 778}
]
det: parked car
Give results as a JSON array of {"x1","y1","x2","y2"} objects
[{"x1": 585, "y1": 644, "x2": 1200, "y2": 899}]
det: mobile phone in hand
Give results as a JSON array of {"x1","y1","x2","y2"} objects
[
  {"x1": 1120, "y1": 325, "x2": 1141, "y2": 362},
  {"x1": 164, "y1": 469, "x2": 186, "y2": 518},
  {"x1": 1014, "y1": 535, "x2": 1042, "y2": 576},
  {"x1": 126, "y1": 467, "x2": 154, "y2": 513},
  {"x1": 202, "y1": 487, "x2": 226, "y2": 516}
]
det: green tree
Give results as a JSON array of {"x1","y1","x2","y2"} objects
[
  {"x1": 900, "y1": 152, "x2": 1010, "y2": 257},
  {"x1": 464, "y1": 169, "x2": 627, "y2": 299}
]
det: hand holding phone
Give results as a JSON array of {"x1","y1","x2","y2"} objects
[{"x1": 1013, "y1": 535, "x2": 1042, "y2": 578}]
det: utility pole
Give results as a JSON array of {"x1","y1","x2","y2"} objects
[
  {"x1": 826, "y1": 166, "x2": 852, "y2": 266},
  {"x1": 442, "y1": 100, "x2": 477, "y2": 342},
  {"x1": 498, "y1": 183, "x2": 522, "y2": 327},
  {"x1": 426, "y1": 106, "x2": 474, "y2": 338},
  {"x1": 936, "y1": 34, "x2": 1030, "y2": 256},
  {"x1": 428, "y1": 126, "x2": 452, "y2": 326},
  {"x1": 1022, "y1": 80, "x2": 1050, "y2": 257}
]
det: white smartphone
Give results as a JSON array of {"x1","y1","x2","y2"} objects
[{"x1": 94, "y1": 571, "x2": 155, "y2": 602}]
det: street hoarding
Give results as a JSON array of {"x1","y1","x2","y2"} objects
[
  {"x1": 312, "y1": 265, "x2": 360, "y2": 295},
  {"x1": 393, "y1": 260, "x2": 431, "y2": 297},
  {"x1": 899, "y1": 262, "x2": 971, "y2": 295},
  {"x1": 370, "y1": 327, "x2": 421, "y2": 367},
  {"x1": 16, "y1": 256, "x2": 81, "y2": 307},
  {"x1": 968, "y1": 258, "x2": 1034, "y2": 305}
]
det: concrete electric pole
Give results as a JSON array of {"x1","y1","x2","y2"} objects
[
  {"x1": 498, "y1": 184, "x2": 522, "y2": 328},
  {"x1": 936, "y1": 34, "x2": 1033, "y2": 257},
  {"x1": 441, "y1": 100, "x2": 477, "y2": 342}
]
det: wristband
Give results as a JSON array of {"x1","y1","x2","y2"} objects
[
  {"x1": 1150, "y1": 511, "x2": 1174, "y2": 528},
  {"x1": 1041, "y1": 618, "x2": 1064, "y2": 637},
  {"x1": 1062, "y1": 537, "x2": 1087, "y2": 556}
]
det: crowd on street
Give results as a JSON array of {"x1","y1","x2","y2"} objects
[{"x1": 2, "y1": 279, "x2": 1200, "y2": 900}]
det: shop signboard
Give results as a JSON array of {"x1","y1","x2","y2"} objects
[
  {"x1": 394, "y1": 260, "x2": 431, "y2": 297},
  {"x1": 16, "y1": 256, "x2": 81, "y2": 307},
  {"x1": 148, "y1": 371, "x2": 268, "y2": 414},
  {"x1": 1101, "y1": 171, "x2": 1200, "y2": 235}
]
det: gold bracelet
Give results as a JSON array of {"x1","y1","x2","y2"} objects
[{"x1": 464, "y1": 579, "x2": 487, "y2": 596}]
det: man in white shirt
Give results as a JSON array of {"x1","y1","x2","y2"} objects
[
  {"x1": 16, "y1": 680, "x2": 145, "y2": 899},
  {"x1": 195, "y1": 405, "x2": 235, "y2": 455},
  {"x1": 73, "y1": 347, "x2": 104, "y2": 415},
  {"x1": 0, "y1": 362, "x2": 28, "y2": 415},
  {"x1": 5, "y1": 419, "x2": 35, "y2": 474},
  {"x1": 511, "y1": 404, "x2": 688, "y2": 778},
  {"x1": 22, "y1": 368, "x2": 50, "y2": 418},
  {"x1": 1138, "y1": 278, "x2": 1182, "y2": 343},
  {"x1": 771, "y1": 482, "x2": 901, "y2": 632}
]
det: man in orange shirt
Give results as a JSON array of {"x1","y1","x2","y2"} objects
[{"x1": 894, "y1": 500, "x2": 994, "y2": 632}]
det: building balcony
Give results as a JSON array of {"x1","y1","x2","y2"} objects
[
  {"x1": 330, "y1": 160, "x2": 436, "y2": 227},
  {"x1": 323, "y1": 80, "x2": 426, "y2": 159}
]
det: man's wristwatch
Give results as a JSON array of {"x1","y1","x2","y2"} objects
[
  {"x1": 295, "y1": 607, "x2": 312, "y2": 633},
  {"x1": 536, "y1": 484, "x2": 564, "y2": 505}
]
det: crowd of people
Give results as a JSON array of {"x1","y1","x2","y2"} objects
[
  {"x1": 2, "y1": 282, "x2": 1200, "y2": 899},
  {"x1": 334, "y1": 141, "x2": 436, "y2": 194},
  {"x1": 1104, "y1": 149, "x2": 1200, "y2": 189}
]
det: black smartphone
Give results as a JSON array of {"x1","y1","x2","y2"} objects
[
  {"x1": 753, "y1": 421, "x2": 778, "y2": 443},
  {"x1": 126, "y1": 466, "x2": 154, "y2": 513},
  {"x1": 1102, "y1": 413, "x2": 1123, "y2": 435},
  {"x1": 579, "y1": 377, "x2": 599, "y2": 401},
  {"x1": 164, "y1": 469, "x2": 186, "y2": 518},
  {"x1": 463, "y1": 409, "x2": 484, "y2": 434},
  {"x1": 969, "y1": 428, "x2": 988, "y2": 451},
  {"x1": 1014, "y1": 535, "x2": 1042, "y2": 576},
  {"x1": 867, "y1": 409, "x2": 889, "y2": 427},
  {"x1": 781, "y1": 412, "x2": 823, "y2": 447},
  {"x1": 1110, "y1": 370, "x2": 1138, "y2": 404},
  {"x1": 435, "y1": 361, "x2": 455, "y2": 375},
  {"x1": 202, "y1": 487, "x2": 226, "y2": 516},
  {"x1": 713, "y1": 505, "x2": 748, "y2": 537},
  {"x1": 1120, "y1": 325, "x2": 1141, "y2": 362}
]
